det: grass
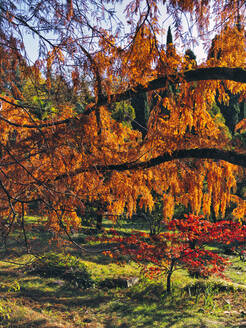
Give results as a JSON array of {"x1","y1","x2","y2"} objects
[{"x1": 1, "y1": 216, "x2": 246, "y2": 327}]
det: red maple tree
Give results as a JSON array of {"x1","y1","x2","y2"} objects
[{"x1": 101, "y1": 214, "x2": 246, "y2": 293}]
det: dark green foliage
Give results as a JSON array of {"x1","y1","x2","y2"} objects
[
  {"x1": 77, "y1": 199, "x2": 107, "y2": 231},
  {"x1": 74, "y1": 102, "x2": 85, "y2": 114},
  {"x1": 25, "y1": 252, "x2": 94, "y2": 289},
  {"x1": 130, "y1": 92, "x2": 149, "y2": 136},
  {"x1": 233, "y1": 132, "x2": 246, "y2": 147},
  {"x1": 18, "y1": 96, "x2": 57, "y2": 120},
  {"x1": 166, "y1": 26, "x2": 173, "y2": 45},
  {"x1": 173, "y1": 203, "x2": 188, "y2": 219},
  {"x1": 217, "y1": 93, "x2": 246, "y2": 134},
  {"x1": 111, "y1": 101, "x2": 136, "y2": 127},
  {"x1": 166, "y1": 26, "x2": 176, "y2": 58},
  {"x1": 208, "y1": 36, "x2": 222, "y2": 60},
  {"x1": 184, "y1": 49, "x2": 197, "y2": 69},
  {"x1": 209, "y1": 103, "x2": 231, "y2": 138},
  {"x1": 185, "y1": 49, "x2": 196, "y2": 61},
  {"x1": 141, "y1": 196, "x2": 164, "y2": 236}
]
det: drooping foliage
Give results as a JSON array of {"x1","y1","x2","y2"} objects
[{"x1": 0, "y1": 0, "x2": 245, "y2": 237}]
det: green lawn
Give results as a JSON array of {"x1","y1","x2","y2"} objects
[{"x1": 1, "y1": 216, "x2": 246, "y2": 327}]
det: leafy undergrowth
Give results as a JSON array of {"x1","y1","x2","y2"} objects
[{"x1": 1, "y1": 220, "x2": 246, "y2": 327}]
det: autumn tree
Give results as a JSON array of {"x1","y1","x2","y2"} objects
[
  {"x1": 0, "y1": 0, "x2": 245, "y2": 246},
  {"x1": 99, "y1": 214, "x2": 246, "y2": 293}
]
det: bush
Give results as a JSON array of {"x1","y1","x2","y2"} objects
[{"x1": 26, "y1": 252, "x2": 93, "y2": 288}]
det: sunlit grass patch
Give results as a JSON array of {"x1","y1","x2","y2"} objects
[
  {"x1": 224, "y1": 254, "x2": 246, "y2": 285},
  {"x1": 82, "y1": 259, "x2": 140, "y2": 280},
  {"x1": 0, "y1": 300, "x2": 71, "y2": 328}
]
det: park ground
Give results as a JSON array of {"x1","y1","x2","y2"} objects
[{"x1": 1, "y1": 217, "x2": 246, "y2": 328}]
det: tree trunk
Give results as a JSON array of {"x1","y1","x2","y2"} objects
[
  {"x1": 166, "y1": 260, "x2": 174, "y2": 294},
  {"x1": 96, "y1": 213, "x2": 103, "y2": 231}
]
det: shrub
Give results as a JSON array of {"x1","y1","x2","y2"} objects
[{"x1": 26, "y1": 252, "x2": 93, "y2": 288}]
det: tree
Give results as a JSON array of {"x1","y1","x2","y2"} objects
[
  {"x1": 0, "y1": 1, "x2": 245, "y2": 243},
  {"x1": 100, "y1": 214, "x2": 246, "y2": 293}
]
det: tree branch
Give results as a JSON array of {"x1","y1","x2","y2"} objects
[
  {"x1": 83, "y1": 67, "x2": 246, "y2": 114},
  {"x1": 1, "y1": 67, "x2": 245, "y2": 126},
  {"x1": 54, "y1": 148, "x2": 246, "y2": 180}
]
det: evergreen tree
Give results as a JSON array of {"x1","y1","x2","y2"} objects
[
  {"x1": 166, "y1": 26, "x2": 173, "y2": 45},
  {"x1": 130, "y1": 92, "x2": 150, "y2": 137}
]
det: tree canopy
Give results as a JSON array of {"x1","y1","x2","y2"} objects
[{"x1": 0, "y1": 0, "x2": 246, "y2": 232}]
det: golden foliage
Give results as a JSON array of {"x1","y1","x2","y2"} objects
[{"x1": 0, "y1": 0, "x2": 246, "y2": 230}]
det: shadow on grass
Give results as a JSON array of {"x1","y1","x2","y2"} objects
[
  {"x1": 103, "y1": 298, "x2": 199, "y2": 328},
  {"x1": 7, "y1": 319, "x2": 47, "y2": 327},
  {"x1": 99, "y1": 280, "x2": 221, "y2": 328},
  {"x1": 17, "y1": 283, "x2": 111, "y2": 309},
  {"x1": 41, "y1": 294, "x2": 111, "y2": 308},
  {"x1": 68, "y1": 248, "x2": 114, "y2": 265},
  {"x1": 0, "y1": 231, "x2": 55, "y2": 259},
  {"x1": 18, "y1": 282, "x2": 202, "y2": 328},
  {"x1": 0, "y1": 269, "x2": 21, "y2": 277}
]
